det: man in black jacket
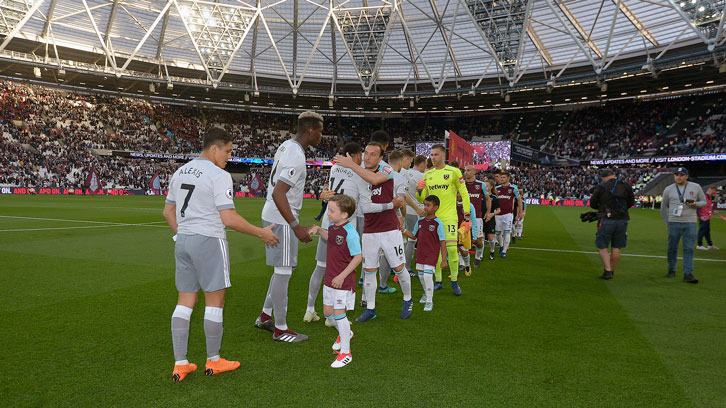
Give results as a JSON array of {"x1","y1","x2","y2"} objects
[{"x1": 589, "y1": 168, "x2": 635, "y2": 280}]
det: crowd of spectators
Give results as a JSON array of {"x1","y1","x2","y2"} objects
[
  {"x1": 505, "y1": 166, "x2": 658, "y2": 201},
  {"x1": 540, "y1": 95, "x2": 726, "y2": 159},
  {"x1": 1, "y1": 79, "x2": 724, "y2": 196}
]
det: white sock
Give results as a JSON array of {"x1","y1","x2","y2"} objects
[
  {"x1": 475, "y1": 245, "x2": 484, "y2": 260},
  {"x1": 503, "y1": 231, "x2": 511, "y2": 252},
  {"x1": 334, "y1": 315, "x2": 352, "y2": 354},
  {"x1": 175, "y1": 359, "x2": 189, "y2": 365},
  {"x1": 496, "y1": 232, "x2": 503, "y2": 247},
  {"x1": 397, "y1": 266, "x2": 412, "y2": 301},
  {"x1": 424, "y1": 271, "x2": 434, "y2": 302},
  {"x1": 489, "y1": 239, "x2": 496, "y2": 252},
  {"x1": 207, "y1": 355, "x2": 220, "y2": 362},
  {"x1": 363, "y1": 270, "x2": 377, "y2": 309},
  {"x1": 418, "y1": 271, "x2": 426, "y2": 292},
  {"x1": 461, "y1": 254, "x2": 470, "y2": 267}
]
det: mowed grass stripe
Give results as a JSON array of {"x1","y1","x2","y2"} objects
[{"x1": 553, "y1": 206, "x2": 726, "y2": 407}]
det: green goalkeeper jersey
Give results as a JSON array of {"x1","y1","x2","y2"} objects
[{"x1": 417, "y1": 165, "x2": 471, "y2": 221}]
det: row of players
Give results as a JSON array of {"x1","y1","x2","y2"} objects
[{"x1": 163, "y1": 112, "x2": 526, "y2": 380}]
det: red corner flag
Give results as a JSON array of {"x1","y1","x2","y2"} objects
[
  {"x1": 84, "y1": 167, "x2": 102, "y2": 195},
  {"x1": 150, "y1": 172, "x2": 161, "y2": 195},
  {"x1": 248, "y1": 173, "x2": 263, "y2": 194}
]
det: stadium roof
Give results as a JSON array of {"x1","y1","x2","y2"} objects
[{"x1": 0, "y1": 0, "x2": 725, "y2": 102}]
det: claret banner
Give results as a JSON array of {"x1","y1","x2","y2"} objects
[{"x1": 446, "y1": 130, "x2": 474, "y2": 166}]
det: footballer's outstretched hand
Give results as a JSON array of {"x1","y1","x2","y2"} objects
[
  {"x1": 392, "y1": 196, "x2": 405, "y2": 209},
  {"x1": 440, "y1": 258, "x2": 448, "y2": 270},
  {"x1": 416, "y1": 179, "x2": 426, "y2": 191},
  {"x1": 294, "y1": 224, "x2": 313, "y2": 243},
  {"x1": 333, "y1": 153, "x2": 355, "y2": 169},
  {"x1": 260, "y1": 224, "x2": 279, "y2": 246}
]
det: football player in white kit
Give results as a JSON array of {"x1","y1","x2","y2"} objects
[
  {"x1": 402, "y1": 154, "x2": 427, "y2": 271},
  {"x1": 164, "y1": 127, "x2": 278, "y2": 381},
  {"x1": 254, "y1": 111, "x2": 323, "y2": 343},
  {"x1": 303, "y1": 142, "x2": 403, "y2": 325}
]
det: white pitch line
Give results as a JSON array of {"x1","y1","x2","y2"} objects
[
  {"x1": 0, "y1": 221, "x2": 168, "y2": 232},
  {"x1": 0, "y1": 215, "x2": 166, "y2": 226},
  {"x1": 514, "y1": 246, "x2": 726, "y2": 263}
]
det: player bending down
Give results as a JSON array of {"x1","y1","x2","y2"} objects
[
  {"x1": 403, "y1": 195, "x2": 447, "y2": 311},
  {"x1": 309, "y1": 195, "x2": 362, "y2": 368},
  {"x1": 164, "y1": 127, "x2": 279, "y2": 382}
]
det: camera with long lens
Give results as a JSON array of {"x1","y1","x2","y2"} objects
[{"x1": 580, "y1": 211, "x2": 598, "y2": 223}]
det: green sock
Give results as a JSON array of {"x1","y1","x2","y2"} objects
[{"x1": 447, "y1": 244, "x2": 460, "y2": 282}]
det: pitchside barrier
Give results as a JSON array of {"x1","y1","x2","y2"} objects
[{"x1": 0, "y1": 186, "x2": 321, "y2": 199}]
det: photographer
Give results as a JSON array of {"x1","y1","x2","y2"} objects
[
  {"x1": 589, "y1": 168, "x2": 635, "y2": 280},
  {"x1": 661, "y1": 168, "x2": 706, "y2": 283}
]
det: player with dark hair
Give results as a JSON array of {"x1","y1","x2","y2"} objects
[
  {"x1": 164, "y1": 127, "x2": 279, "y2": 381},
  {"x1": 483, "y1": 180, "x2": 501, "y2": 259},
  {"x1": 494, "y1": 171, "x2": 521, "y2": 258},
  {"x1": 255, "y1": 111, "x2": 323, "y2": 342},
  {"x1": 464, "y1": 164, "x2": 489, "y2": 267},
  {"x1": 416, "y1": 144, "x2": 471, "y2": 296},
  {"x1": 334, "y1": 134, "x2": 413, "y2": 322},
  {"x1": 403, "y1": 195, "x2": 447, "y2": 311},
  {"x1": 402, "y1": 155, "x2": 427, "y2": 270},
  {"x1": 303, "y1": 142, "x2": 400, "y2": 325}
]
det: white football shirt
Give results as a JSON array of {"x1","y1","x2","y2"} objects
[
  {"x1": 261, "y1": 139, "x2": 307, "y2": 224},
  {"x1": 403, "y1": 168, "x2": 425, "y2": 214},
  {"x1": 320, "y1": 164, "x2": 391, "y2": 229},
  {"x1": 166, "y1": 158, "x2": 235, "y2": 239}
]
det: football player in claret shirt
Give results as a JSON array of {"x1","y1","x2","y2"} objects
[
  {"x1": 309, "y1": 194, "x2": 362, "y2": 368},
  {"x1": 464, "y1": 165, "x2": 490, "y2": 267},
  {"x1": 494, "y1": 171, "x2": 522, "y2": 258},
  {"x1": 403, "y1": 195, "x2": 447, "y2": 312}
]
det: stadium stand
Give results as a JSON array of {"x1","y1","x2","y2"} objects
[{"x1": 1, "y1": 80, "x2": 724, "y2": 198}]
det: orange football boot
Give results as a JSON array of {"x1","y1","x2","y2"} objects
[
  {"x1": 172, "y1": 363, "x2": 197, "y2": 382},
  {"x1": 204, "y1": 358, "x2": 240, "y2": 376}
]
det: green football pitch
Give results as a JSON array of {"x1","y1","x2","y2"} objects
[{"x1": 1, "y1": 195, "x2": 724, "y2": 407}]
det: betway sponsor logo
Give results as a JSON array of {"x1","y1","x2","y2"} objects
[
  {"x1": 371, "y1": 187, "x2": 382, "y2": 196},
  {"x1": 428, "y1": 184, "x2": 450, "y2": 191},
  {"x1": 497, "y1": 194, "x2": 512, "y2": 200},
  {"x1": 470, "y1": 193, "x2": 481, "y2": 199}
]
